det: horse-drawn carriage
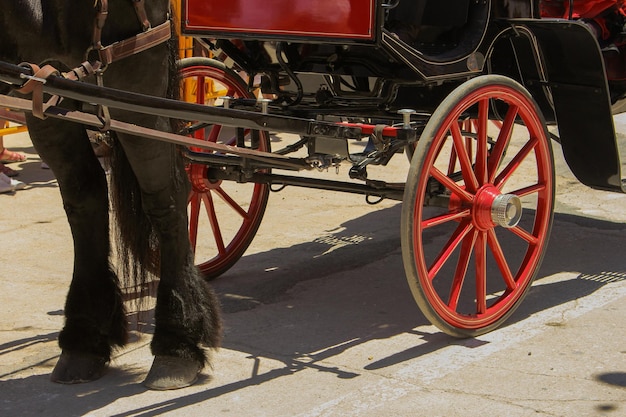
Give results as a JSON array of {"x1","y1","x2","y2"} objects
[
  {"x1": 0, "y1": 0, "x2": 624, "y2": 388},
  {"x1": 178, "y1": 0, "x2": 626, "y2": 336}
]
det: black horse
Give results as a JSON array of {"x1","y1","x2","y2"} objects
[{"x1": 0, "y1": 0, "x2": 222, "y2": 389}]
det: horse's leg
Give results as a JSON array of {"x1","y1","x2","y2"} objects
[
  {"x1": 25, "y1": 113, "x2": 127, "y2": 383},
  {"x1": 116, "y1": 129, "x2": 222, "y2": 390}
]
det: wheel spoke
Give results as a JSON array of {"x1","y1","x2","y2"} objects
[
  {"x1": 196, "y1": 76, "x2": 206, "y2": 104},
  {"x1": 511, "y1": 182, "x2": 546, "y2": 198},
  {"x1": 428, "y1": 220, "x2": 474, "y2": 280},
  {"x1": 188, "y1": 193, "x2": 200, "y2": 249},
  {"x1": 509, "y1": 224, "x2": 539, "y2": 245},
  {"x1": 476, "y1": 99, "x2": 489, "y2": 185},
  {"x1": 448, "y1": 229, "x2": 478, "y2": 310},
  {"x1": 422, "y1": 208, "x2": 471, "y2": 229},
  {"x1": 207, "y1": 124, "x2": 222, "y2": 143},
  {"x1": 494, "y1": 135, "x2": 539, "y2": 189},
  {"x1": 488, "y1": 104, "x2": 518, "y2": 183},
  {"x1": 487, "y1": 229, "x2": 516, "y2": 291},
  {"x1": 447, "y1": 140, "x2": 459, "y2": 176},
  {"x1": 475, "y1": 231, "x2": 488, "y2": 315},
  {"x1": 202, "y1": 191, "x2": 226, "y2": 255},
  {"x1": 430, "y1": 166, "x2": 474, "y2": 203},
  {"x1": 450, "y1": 123, "x2": 479, "y2": 192},
  {"x1": 214, "y1": 186, "x2": 251, "y2": 219},
  {"x1": 464, "y1": 120, "x2": 474, "y2": 160}
]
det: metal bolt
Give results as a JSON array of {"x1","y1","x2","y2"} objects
[
  {"x1": 397, "y1": 109, "x2": 416, "y2": 129},
  {"x1": 259, "y1": 98, "x2": 272, "y2": 114}
]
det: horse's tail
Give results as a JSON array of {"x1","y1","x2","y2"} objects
[
  {"x1": 108, "y1": 32, "x2": 181, "y2": 301},
  {"x1": 108, "y1": 141, "x2": 161, "y2": 302}
]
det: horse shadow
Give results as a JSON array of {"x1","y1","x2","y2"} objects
[{"x1": 1, "y1": 203, "x2": 625, "y2": 416}]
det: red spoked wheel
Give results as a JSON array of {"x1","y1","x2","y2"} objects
[
  {"x1": 178, "y1": 57, "x2": 270, "y2": 279},
  {"x1": 401, "y1": 75, "x2": 555, "y2": 337}
]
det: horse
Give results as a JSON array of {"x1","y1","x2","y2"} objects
[{"x1": 0, "y1": 0, "x2": 222, "y2": 390}]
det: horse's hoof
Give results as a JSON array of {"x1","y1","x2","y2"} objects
[
  {"x1": 50, "y1": 351, "x2": 108, "y2": 384},
  {"x1": 143, "y1": 355, "x2": 202, "y2": 390}
]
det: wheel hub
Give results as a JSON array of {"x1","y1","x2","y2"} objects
[
  {"x1": 187, "y1": 164, "x2": 222, "y2": 193},
  {"x1": 473, "y1": 185, "x2": 522, "y2": 230},
  {"x1": 491, "y1": 193, "x2": 523, "y2": 228}
]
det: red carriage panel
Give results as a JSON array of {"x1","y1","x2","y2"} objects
[{"x1": 182, "y1": 0, "x2": 378, "y2": 41}]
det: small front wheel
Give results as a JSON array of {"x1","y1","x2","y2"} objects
[{"x1": 401, "y1": 75, "x2": 555, "y2": 337}]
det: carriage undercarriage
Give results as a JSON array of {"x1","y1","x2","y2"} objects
[{"x1": 2, "y1": 0, "x2": 624, "y2": 338}]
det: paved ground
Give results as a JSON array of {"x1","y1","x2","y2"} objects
[{"x1": 1, "y1": 118, "x2": 626, "y2": 417}]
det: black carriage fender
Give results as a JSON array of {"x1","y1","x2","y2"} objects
[{"x1": 506, "y1": 19, "x2": 624, "y2": 192}]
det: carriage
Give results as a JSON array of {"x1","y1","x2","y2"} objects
[
  {"x1": 1, "y1": 0, "x2": 624, "y2": 343},
  {"x1": 177, "y1": 0, "x2": 626, "y2": 337}
]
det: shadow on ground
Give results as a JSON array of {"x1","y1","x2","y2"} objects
[{"x1": 1, "y1": 203, "x2": 625, "y2": 416}]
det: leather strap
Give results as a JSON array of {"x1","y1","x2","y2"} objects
[
  {"x1": 63, "y1": 61, "x2": 101, "y2": 82},
  {"x1": 92, "y1": 0, "x2": 109, "y2": 50},
  {"x1": 132, "y1": 0, "x2": 152, "y2": 31},
  {"x1": 16, "y1": 61, "x2": 101, "y2": 119},
  {"x1": 97, "y1": 20, "x2": 172, "y2": 67},
  {"x1": 15, "y1": 0, "x2": 171, "y2": 120},
  {"x1": 90, "y1": 0, "x2": 171, "y2": 68},
  {"x1": 16, "y1": 64, "x2": 60, "y2": 119}
]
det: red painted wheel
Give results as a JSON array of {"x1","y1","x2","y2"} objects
[
  {"x1": 178, "y1": 57, "x2": 269, "y2": 279},
  {"x1": 401, "y1": 75, "x2": 555, "y2": 337}
]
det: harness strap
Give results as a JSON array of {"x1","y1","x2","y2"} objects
[
  {"x1": 132, "y1": 0, "x2": 152, "y2": 31},
  {"x1": 16, "y1": 64, "x2": 60, "y2": 119},
  {"x1": 63, "y1": 61, "x2": 102, "y2": 82},
  {"x1": 90, "y1": 0, "x2": 171, "y2": 68},
  {"x1": 97, "y1": 20, "x2": 171, "y2": 67},
  {"x1": 16, "y1": 61, "x2": 101, "y2": 119},
  {"x1": 16, "y1": 0, "x2": 171, "y2": 122},
  {"x1": 92, "y1": 0, "x2": 109, "y2": 50}
]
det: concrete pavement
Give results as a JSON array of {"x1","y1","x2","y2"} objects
[{"x1": 1, "y1": 120, "x2": 626, "y2": 416}]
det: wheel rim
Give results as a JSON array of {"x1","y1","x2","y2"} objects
[
  {"x1": 406, "y1": 79, "x2": 554, "y2": 333},
  {"x1": 180, "y1": 62, "x2": 269, "y2": 278}
]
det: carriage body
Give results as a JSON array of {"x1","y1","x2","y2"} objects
[
  {"x1": 181, "y1": 0, "x2": 625, "y2": 193},
  {"x1": 183, "y1": 0, "x2": 379, "y2": 42},
  {"x1": 181, "y1": 0, "x2": 495, "y2": 84}
]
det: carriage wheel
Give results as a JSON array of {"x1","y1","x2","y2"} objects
[
  {"x1": 178, "y1": 57, "x2": 270, "y2": 279},
  {"x1": 401, "y1": 75, "x2": 555, "y2": 337}
]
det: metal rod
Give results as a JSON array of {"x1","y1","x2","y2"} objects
[
  {"x1": 0, "y1": 61, "x2": 368, "y2": 141},
  {"x1": 219, "y1": 170, "x2": 405, "y2": 201},
  {"x1": 0, "y1": 94, "x2": 308, "y2": 170}
]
